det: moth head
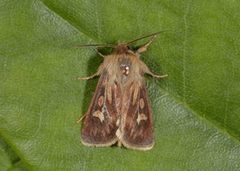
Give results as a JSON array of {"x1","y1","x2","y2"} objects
[
  {"x1": 75, "y1": 31, "x2": 167, "y2": 55},
  {"x1": 114, "y1": 43, "x2": 129, "y2": 54},
  {"x1": 113, "y1": 31, "x2": 167, "y2": 54}
]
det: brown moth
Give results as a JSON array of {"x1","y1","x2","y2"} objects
[{"x1": 78, "y1": 32, "x2": 167, "y2": 151}]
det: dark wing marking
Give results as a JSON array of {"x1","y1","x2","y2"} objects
[
  {"x1": 81, "y1": 70, "x2": 121, "y2": 146},
  {"x1": 121, "y1": 83, "x2": 154, "y2": 150}
]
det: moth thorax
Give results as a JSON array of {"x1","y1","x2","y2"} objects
[
  {"x1": 120, "y1": 64, "x2": 130, "y2": 76},
  {"x1": 118, "y1": 57, "x2": 132, "y2": 76}
]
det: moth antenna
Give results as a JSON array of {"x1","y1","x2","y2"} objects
[
  {"x1": 94, "y1": 48, "x2": 105, "y2": 58},
  {"x1": 74, "y1": 44, "x2": 113, "y2": 57},
  {"x1": 126, "y1": 30, "x2": 168, "y2": 45},
  {"x1": 75, "y1": 44, "x2": 115, "y2": 48}
]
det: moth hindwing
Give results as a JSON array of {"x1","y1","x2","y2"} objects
[{"x1": 79, "y1": 33, "x2": 167, "y2": 150}]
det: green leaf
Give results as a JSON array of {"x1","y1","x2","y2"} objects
[
  {"x1": 1, "y1": 0, "x2": 240, "y2": 170},
  {"x1": 0, "y1": 139, "x2": 12, "y2": 171},
  {"x1": 0, "y1": 138, "x2": 26, "y2": 171}
]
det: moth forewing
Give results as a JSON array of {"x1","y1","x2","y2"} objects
[
  {"x1": 79, "y1": 33, "x2": 167, "y2": 150},
  {"x1": 117, "y1": 80, "x2": 155, "y2": 151},
  {"x1": 80, "y1": 70, "x2": 120, "y2": 147}
]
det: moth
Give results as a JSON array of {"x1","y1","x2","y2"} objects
[{"x1": 78, "y1": 32, "x2": 167, "y2": 151}]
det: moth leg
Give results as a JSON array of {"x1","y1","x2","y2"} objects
[
  {"x1": 77, "y1": 72, "x2": 99, "y2": 80},
  {"x1": 146, "y1": 70, "x2": 168, "y2": 78},
  {"x1": 137, "y1": 35, "x2": 157, "y2": 54},
  {"x1": 94, "y1": 48, "x2": 105, "y2": 58},
  {"x1": 76, "y1": 113, "x2": 86, "y2": 124}
]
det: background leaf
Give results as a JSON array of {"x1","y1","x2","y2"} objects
[{"x1": 1, "y1": 0, "x2": 240, "y2": 170}]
